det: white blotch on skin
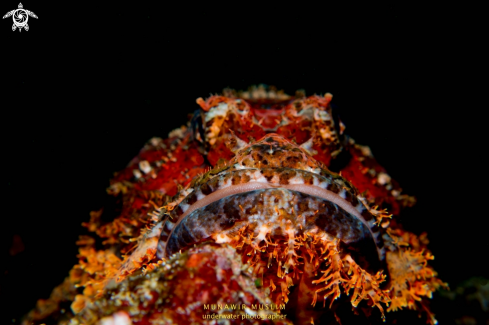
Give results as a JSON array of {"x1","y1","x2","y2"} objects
[
  {"x1": 377, "y1": 172, "x2": 391, "y2": 186},
  {"x1": 139, "y1": 160, "x2": 152, "y2": 174}
]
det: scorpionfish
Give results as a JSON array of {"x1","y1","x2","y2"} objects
[{"x1": 23, "y1": 85, "x2": 446, "y2": 325}]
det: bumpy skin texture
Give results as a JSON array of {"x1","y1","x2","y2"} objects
[{"x1": 23, "y1": 86, "x2": 445, "y2": 325}]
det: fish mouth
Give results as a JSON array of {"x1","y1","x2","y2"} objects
[
  {"x1": 157, "y1": 167, "x2": 384, "y2": 273},
  {"x1": 166, "y1": 188, "x2": 381, "y2": 272}
]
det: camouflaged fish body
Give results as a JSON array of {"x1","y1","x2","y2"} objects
[{"x1": 23, "y1": 87, "x2": 445, "y2": 325}]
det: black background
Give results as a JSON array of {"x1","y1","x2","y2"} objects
[{"x1": 1, "y1": 2, "x2": 486, "y2": 324}]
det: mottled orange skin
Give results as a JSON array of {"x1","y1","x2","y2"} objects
[
  {"x1": 341, "y1": 144, "x2": 416, "y2": 216},
  {"x1": 201, "y1": 92, "x2": 341, "y2": 168},
  {"x1": 73, "y1": 245, "x2": 294, "y2": 325},
  {"x1": 22, "y1": 86, "x2": 445, "y2": 325}
]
